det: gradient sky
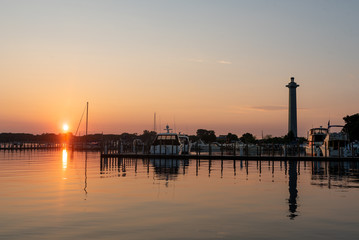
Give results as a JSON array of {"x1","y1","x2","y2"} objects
[{"x1": 0, "y1": 0, "x2": 358, "y2": 137}]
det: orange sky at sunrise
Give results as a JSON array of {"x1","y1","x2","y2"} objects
[{"x1": 1, "y1": 1, "x2": 358, "y2": 138}]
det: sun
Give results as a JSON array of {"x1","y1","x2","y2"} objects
[{"x1": 63, "y1": 124, "x2": 69, "y2": 132}]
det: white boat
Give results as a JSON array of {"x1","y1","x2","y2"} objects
[
  {"x1": 305, "y1": 126, "x2": 328, "y2": 156},
  {"x1": 192, "y1": 140, "x2": 221, "y2": 152},
  {"x1": 237, "y1": 143, "x2": 258, "y2": 156},
  {"x1": 320, "y1": 125, "x2": 351, "y2": 157},
  {"x1": 179, "y1": 134, "x2": 191, "y2": 154},
  {"x1": 150, "y1": 125, "x2": 184, "y2": 155}
]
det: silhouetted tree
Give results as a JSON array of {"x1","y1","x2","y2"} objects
[
  {"x1": 343, "y1": 113, "x2": 359, "y2": 141},
  {"x1": 226, "y1": 133, "x2": 238, "y2": 143},
  {"x1": 284, "y1": 131, "x2": 296, "y2": 144},
  {"x1": 264, "y1": 134, "x2": 272, "y2": 140},
  {"x1": 119, "y1": 133, "x2": 137, "y2": 143},
  {"x1": 259, "y1": 136, "x2": 285, "y2": 144},
  {"x1": 140, "y1": 130, "x2": 157, "y2": 145},
  {"x1": 240, "y1": 133, "x2": 256, "y2": 144},
  {"x1": 196, "y1": 129, "x2": 217, "y2": 143},
  {"x1": 297, "y1": 137, "x2": 307, "y2": 144}
]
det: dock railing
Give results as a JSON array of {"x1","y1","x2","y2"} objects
[{"x1": 99, "y1": 140, "x2": 359, "y2": 160}]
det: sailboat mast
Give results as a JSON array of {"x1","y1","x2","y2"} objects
[
  {"x1": 86, "y1": 102, "x2": 89, "y2": 136},
  {"x1": 154, "y1": 112, "x2": 156, "y2": 132}
]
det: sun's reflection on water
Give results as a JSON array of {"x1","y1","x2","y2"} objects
[
  {"x1": 1, "y1": 152, "x2": 359, "y2": 239},
  {"x1": 62, "y1": 149, "x2": 68, "y2": 169}
]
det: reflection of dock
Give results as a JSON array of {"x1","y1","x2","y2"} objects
[
  {"x1": 311, "y1": 161, "x2": 359, "y2": 189},
  {"x1": 99, "y1": 157, "x2": 359, "y2": 220}
]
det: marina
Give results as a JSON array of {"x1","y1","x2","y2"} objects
[
  {"x1": 2, "y1": 138, "x2": 358, "y2": 161},
  {"x1": 99, "y1": 137, "x2": 359, "y2": 161},
  {"x1": 2, "y1": 1, "x2": 359, "y2": 239}
]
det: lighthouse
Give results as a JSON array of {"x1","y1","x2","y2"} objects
[{"x1": 286, "y1": 77, "x2": 299, "y2": 138}]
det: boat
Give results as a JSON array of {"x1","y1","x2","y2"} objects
[
  {"x1": 352, "y1": 141, "x2": 359, "y2": 157},
  {"x1": 305, "y1": 126, "x2": 328, "y2": 156},
  {"x1": 319, "y1": 125, "x2": 351, "y2": 157},
  {"x1": 178, "y1": 134, "x2": 191, "y2": 154},
  {"x1": 150, "y1": 125, "x2": 184, "y2": 155},
  {"x1": 236, "y1": 143, "x2": 258, "y2": 156},
  {"x1": 191, "y1": 140, "x2": 221, "y2": 152},
  {"x1": 71, "y1": 102, "x2": 94, "y2": 150},
  {"x1": 220, "y1": 142, "x2": 257, "y2": 156}
]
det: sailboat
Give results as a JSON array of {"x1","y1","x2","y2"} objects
[{"x1": 73, "y1": 102, "x2": 98, "y2": 150}]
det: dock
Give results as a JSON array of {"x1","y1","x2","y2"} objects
[
  {"x1": 0, "y1": 142, "x2": 100, "y2": 151},
  {"x1": 100, "y1": 140, "x2": 359, "y2": 161},
  {"x1": 0, "y1": 142, "x2": 64, "y2": 151},
  {"x1": 100, "y1": 152, "x2": 359, "y2": 161},
  {"x1": 98, "y1": 140, "x2": 359, "y2": 161}
]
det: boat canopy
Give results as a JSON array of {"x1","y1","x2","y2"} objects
[
  {"x1": 309, "y1": 128, "x2": 328, "y2": 135},
  {"x1": 152, "y1": 134, "x2": 181, "y2": 145}
]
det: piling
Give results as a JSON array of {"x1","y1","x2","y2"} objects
[
  {"x1": 325, "y1": 142, "x2": 327, "y2": 157},
  {"x1": 221, "y1": 143, "x2": 224, "y2": 157},
  {"x1": 311, "y1": 141, "x2": 314, "y2": 157}
]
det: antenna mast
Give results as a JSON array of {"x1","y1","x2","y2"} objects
[
  {"x1": 154, "y1": 112, "x2": 157, "y2": 132},
  {"x1": 173, "y1": 115, "x2": 176, "y2": 133}
]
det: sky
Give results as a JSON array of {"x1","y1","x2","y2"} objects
[{"x1": 0, "y1": 0, "x2": 358, "y2": 137}]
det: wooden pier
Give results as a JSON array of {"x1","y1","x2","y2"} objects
[
  {"x1": 0, "y1": 142, "x2": 64, "y2": 151},
  {"x1": 0, "y1": 141, "x2": 101, "y2": 151},
  {"x1": 100, "y1": 152, "x2": 359, "y2": 161},
  {"x1": 99, "y1": 140, "x2": 359, "y2": 161}
]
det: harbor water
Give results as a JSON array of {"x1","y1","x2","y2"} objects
[{"x1": 1, "y1": 150, "x2": 359, "y2": 239}]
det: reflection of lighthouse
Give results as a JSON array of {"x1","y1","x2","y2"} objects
[
  {"x1": 286, "y1": 77, "x2": 299, "y2": 137},
  {"x1": 288, "y1": 160, "x2": 298, "y2": 219}
]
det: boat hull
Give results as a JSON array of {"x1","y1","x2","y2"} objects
[{"x1": 150, "y1": 145, "x2": 183, "y2": 155}]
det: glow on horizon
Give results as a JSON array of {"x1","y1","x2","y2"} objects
[{"x1": 0, "y1": 1, "x2": 358, "y2": 137}]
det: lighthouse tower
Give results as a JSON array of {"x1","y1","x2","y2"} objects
[{"x1": 286, "y1": 77, "x2": 299, "y2": 138}]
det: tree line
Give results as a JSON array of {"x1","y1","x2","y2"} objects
[{"x1": 1, "y1": 113, "x2": 358, "y2": 144}]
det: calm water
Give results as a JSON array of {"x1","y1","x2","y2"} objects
[{"x1": 1, "y1": 150, "x2": 359, "y2": 240}]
